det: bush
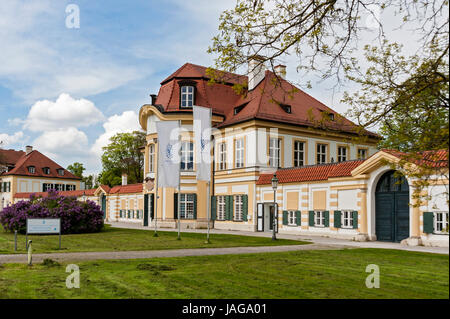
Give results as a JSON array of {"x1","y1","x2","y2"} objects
[{"x1": 0, "y1": 190, "x2": 104, "y2": 234}]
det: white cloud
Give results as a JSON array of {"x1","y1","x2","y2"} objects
[
  {"x1": 32, "y1": 127, "x2": 89, "y2": 160},
  {"x1": 0, "y1": 1, "x2": 142, "y2": 102},
  {"x1": 0, "y1": 131, "x2": 24, "y2": 147},
  {"x1": 91, "y1": 111, "x2": 141, "y2": 158},
  {"x1": 23, "y1": 93, "x2": 104, "y2": 132}
]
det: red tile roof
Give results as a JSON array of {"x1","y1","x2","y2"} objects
[
  {"x1": 14, "y1": 189, "x2": 98, "y2": 199},
  {"x1": 256, "y1": 160, "x2": 365, "y2": 185},
  {"x1": 0, "y1": 149, "x2": 25, "y2": 165},
  {"x1": 153, "y1": 63, "x2": 379, "y2": 138},
  {"x1": 382, "y1": 149, "x2": 449, "y2": 168},
  {"x1": 109, "y1": 183, "x2": 143, "y2": 194},
  {"x1": 1, "y1": 149, "x2": 81, "y2": 180}
]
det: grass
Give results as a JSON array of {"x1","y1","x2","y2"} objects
[
  {"x1": 0, "y1": 248, "x2": 447, "y2": 299},
  {"x1": 0, "y1": 225, "x2": 307, "y2": 254}
]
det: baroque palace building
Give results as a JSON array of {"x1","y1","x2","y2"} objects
[{"x1": 8, "y1": 60, "x2": 449, "y2": 247}]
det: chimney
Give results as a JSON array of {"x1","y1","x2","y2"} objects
[
  {"x1": 274, "y1": 65, "x2": 286, "y2": 79},
  {"x1": 121, "y1": 173, "x2": 128, "y2": 186},
  {"x1": 150, "y1": 94, "x2": 157, "y2": 105},
  {"x1": 25, "y1": 145, "x2": 33, "y2": 155},
  {"x1": 248, "y1": 55, "x2": 266, "y2": 91}
]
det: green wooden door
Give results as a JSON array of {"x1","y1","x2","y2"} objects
[
  {"x1": 101, "y1": 195, "x2": 106, "y2": 219},
  {"x1": 375, "y1": 171, "x2": 410, "y2": 242}
]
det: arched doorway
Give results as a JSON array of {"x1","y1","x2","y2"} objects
[{"x1": 375, "y1": 170, "x2": 410, "y2": 242}]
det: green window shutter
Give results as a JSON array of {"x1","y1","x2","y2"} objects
[
  {"x1": 295, "y1": 211, "x2": 301, "y2": 226},
  {"x1": 352, "y1": 211, "x2": 358, "y2": 229},
  {"x1": 282, "y1": 211, "x2": 288, "y2": 225},
  {"x1": 242, "y1": 195, "x2": 248, "y2": 221},
  {"x1": 127, "y1": 210, "x2": 130, "y2": 218},
  {"x1": 150, "y1": 194, "x2": 155, "y2": 219},
  {"x1": 211, "y1": 196, "x2": 217, "y2": 221},
  {"x1": 324, "y1": 211, "x2": 330, "y2": 227},
  {"x1": 309, "y1": 211, "x2": 315, "y2": 226},
  {"x1": 174, "y1": 193, "x2": 178, "y2": 219},
  {"x1": 334, "y1": 211, "x2": 341, "y2": 228},
  {"x1": 119, "y1": 210, "x2": 122, "y2": 218},
  {"x1": 193, "y1": 194, "x2": 197, "y2": 219},
  {"x1": 423, "y1": 212, "x2": 434, "y2": 234},
  {"x1": 226, "y1": 195, "x2": 233, "y2": 220}
]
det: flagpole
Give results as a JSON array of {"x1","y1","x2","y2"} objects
[
  {"x1": 177, "y1": 120, "x2": 181, "y2": 241},
  {"x1": 205, "y1": 107, "x2": 212, "y2": 244},
  {"x1": 154, "y1": 139, "x2": 159, "y2": 237}
]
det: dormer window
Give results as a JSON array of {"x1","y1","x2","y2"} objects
[
  {"x1": 57, "y1": 169, "x2": 65, "y2": 176},
  {"x1": 321, "y1": 110, "x2": 335, "y2": 121},
  {"x1": 43, "y1": 167, "x2": 50, "y2": 174},
  {"x1": 280, "y1": 104, "x2": 291, "y2": 114},
  {"x1": 181, "y1": 86, "x2": 194, "y2": 108},
  {"x1": 234, "y1": 102, "x2": 249, "y2": 115},
  {"x1": 28, "y1": 166, "x2": 36, "y2": 174}
]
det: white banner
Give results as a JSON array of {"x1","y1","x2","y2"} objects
[
  {"x1": 156, "y1": 121, "x2": 181, "y2": 188},
  {"x1": 193, "y1": 106, "x2": 212, "y2": 181}
]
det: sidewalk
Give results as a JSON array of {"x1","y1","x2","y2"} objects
[
  {"x1": 109, "y1": 222, "x2": 450, "y2": 255},
  {"x1": 0, "y1": 243, "x2": 342, "y2": 264}
]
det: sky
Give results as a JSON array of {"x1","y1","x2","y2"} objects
[{"x1": 0, "y1": 0, "x2": 426, "y2": 175}]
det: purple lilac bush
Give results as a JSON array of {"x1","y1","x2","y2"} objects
[{"x1": 0, "y1": 190, "x2": 104, "y2": 234}]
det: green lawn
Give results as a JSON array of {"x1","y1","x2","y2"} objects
[
  {"x1": 0, "y1": 248, "x2": 447, "y2": 299},
  {"x1": 0, "y1": 225, "x2": 306, "y2": 254}
]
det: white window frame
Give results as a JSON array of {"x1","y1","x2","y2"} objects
[
  {"x1": 288, "y1": 211, "x2": 296, "y2": 226},
  {"x1": 269, "y1": 138, "x2": 281, "y2": 168},
  {"x1": 235, "y1": 138, "x2": 244, "y2": 168},
  {"x1": 234, "y1": 195, "x2": 243, "y2": 221},
  {"x1": 180, "y1": 141, "x2": 194, "y2": 171},
  {"x1": 317, "y1": 144, "x2": 327, "y2": 164},
  {"x1": 66, "y1": 184, "x2": 76, "y2": 191},
  {"x1": 28, "y1": 166, "x2": 35, "y2": 174},
  {"x1": 338, "y1": 146, "x2": 347, "y2": 162},
  {"x1": 217, "y1": 195, "x2": 226, "y2": 220},
  {"x1": 358, "y1": 148, "x2": 367, "y2": 159},
  {"x1": 180, "y1": 194, "x2": 195, "y2": 219},
  {"x1": 293, "y1": 141, "x2": 305, "y2": 167},
  {"x1": 218, "y1": 142, "x2": 227, "y2": 170},
  {"x1": 434, "y1": 211, "x2": 449, "y2": 234},
  {"x1": 149, "y1": 144, "x2": 155, "y2": 173},
  {"x1": 341, "y1": 210, "x2": 354, "y2": 229},
  {"x1": 181, "y1": 86, "x2": 194, "y2": 108},
  {"x1": 314, "y1": 210, "x2": 325, "y2": 227}
]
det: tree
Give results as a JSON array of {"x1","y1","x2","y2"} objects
[
  {"x1": 209, "y1": 0, "x2": 449, "y2": 204},
  {"x1": 67, "y1": 162, "x2": 86, "y2": 179},
  {"x1": 99, "y1": 131, "x2": 146, "y2": 187},
  {"x1": 208, "y1": 0, "x2": 448, "y2": 139}
]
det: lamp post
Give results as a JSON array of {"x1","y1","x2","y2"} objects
[{"x1": 271, "y1": 173, "x2": 279, "y2": 241}]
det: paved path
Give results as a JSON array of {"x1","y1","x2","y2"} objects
[
  {"x1": 109, "y1": 222, "x2": 450, "y2": 255},
  {"x1": 0, "y1": 244, "x2": 343, "y2": 264}
]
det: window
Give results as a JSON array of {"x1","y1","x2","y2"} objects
[
  {"x1": 149, "y1": 144, "x2": 155, "y2": 173},
  {"x1": 218, "y1": 142, "x2": 227, "y2": 170},
  {"x1": 314, "y1": 211, "x2": 325, "y2": 227},
  {"x1": 66, "y1": 184, "x2": 76, "y2": 191},
  {"x1": 217, "y1": 196, "x2": 226, "y2": 220},
  {"x1": 180, "y1": 141, "x2": 194, "y2": 171},
  {"x1": 280, "y1": 103, "x2": 291, "y2": 113},
  {"x1": 28, "y1": 166, "x2": 36, "y2": 174},
  {"x1": 234, "y1": 195, "x2": 243, "y2": 221},
  {"x1": 338, "y1": 146, "x2": 347, "y2": 162},
  {"x1": 342, "y1": 210, "x2": 354, "y2": 228},
  {"x1": 1, "y1": 182, "x2": 11, "y2": 193},
  {"x1": 235, "y1": 138, "x2": 244, "y2": 168},
  {"x1": 55, "y1": 184, "x2": 65, "y2": 191},
  {"x1": 43, "y1": 183, "x2": 53, "y2": 191},
  {"x1": 269, "y1": 138, "x2": 281, "y2": 168},
  {"x1": 181, "y1": 86, "x2": 194, "y2": 107},
  {"x1": 434, "y1": 212, "x2": 449, "y2": 234},
  {"x1": 316, "y1": 144, "x2": 327, "y2": 164},
  {"x1": 57, "y1": 169, "x2": 65, "y2": 176},
  {"x1": 180, "y1": 194, "x2": 195, "y2": 219},
  {"x1": 293, "y1": 141, "x2": 305, "y2": 167},
  {"x1": 42, "y1": 167, "x2": 50, "y2": 174},
  {"x1": 288, "y1": 211, "x2": 296, "y2": 225},
  {"x1": 358, "y1": 148, "x2": 367, "y2": 159}
]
